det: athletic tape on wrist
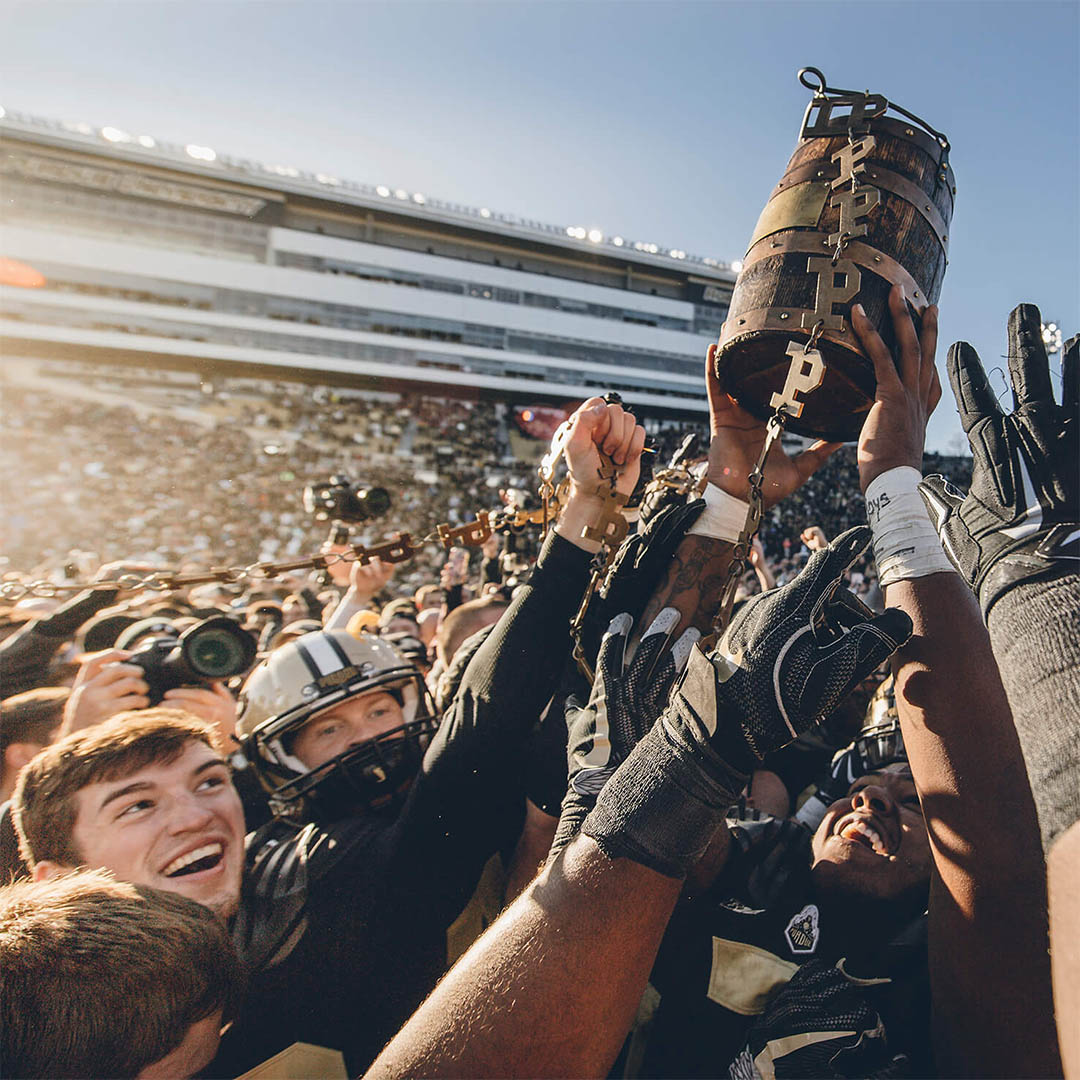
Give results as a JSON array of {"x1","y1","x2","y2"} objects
[
  {"x1": 686, "y1": 483, "x2": 750, "y2": 543},
  {"x1": 865, "y1": 466, "x2": 954, "y2": 586}
]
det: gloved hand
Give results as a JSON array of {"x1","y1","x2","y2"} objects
[
  {"x1": 670, "y1": 526, "x2": 913, "y2": 776},
  {"x1": 551, "y1": 607, "x2": 700, "y2": 857},
  {"x1": 582, "y1": 527, "x2": 913, "y2": 877},
  {"x1": 919, "y1": 305, "x2": 1078, "y2": 616}
]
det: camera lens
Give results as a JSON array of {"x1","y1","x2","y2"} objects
[
  {"x1": 180, "y1": 617, "x2": 256, "y2": 678},
  {"x1": 186, "y1": 628, "x2": 246, "y2": 677},
  {"x1": 357, "y1": 487, "x2": 391, "y2": 518}
]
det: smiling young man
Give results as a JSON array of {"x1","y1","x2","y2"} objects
[{"x1": 13, "y1": 710, "x2": 246, "y2": 919}]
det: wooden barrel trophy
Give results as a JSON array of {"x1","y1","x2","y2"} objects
[{"x1": 715, "y1": 67, "x2": 955, "y2": 441}]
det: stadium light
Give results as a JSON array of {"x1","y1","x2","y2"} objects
[
  {"x1": 100, "y1": 126, "x2": 132, "y2": 143},
  {"x1": 316, "y1": 173, "x2": 341, "y2": 186},
  {"x1": 63, "y1": 121, "x2": 94, "y2": 135},
  {"x1": 412, "y1": 193, "x2": 426, "y2": 204},
  {"x1": 136, "y1": 135, "x2": 156, "y2": 148},
  {"x1": 185, "y1": 144, "x2": 217, "y2": 162},
  {"x1": 612, "y1": 236, "x2": 624, "y2": 247},
  {"x1": 1042, "y1": 321, "x2": 1063, "y2": 356},
  {"x1": 394, "y1": 189, "x2": 408, "y2": 200},
  {"x1": 376, "y1": 185, "x2": 391, "y2": 197},
  {"x1": 479, "y1": 207, "x2": 492, "y2": 218},
  {"x1": 587, "y1": 228, "x2": 603, "y2": 243},
  {"x1": 0, "y1": 106, "x2": 7, "y2": 119},
  {"x1": 731, "y1": 260, "x2": 744, "y2": 273}
]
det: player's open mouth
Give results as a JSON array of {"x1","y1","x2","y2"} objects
[
  {"x1": 836, "y1": 816, "x2": 891, "y2": 856},
  {"x1": 163, "y1": 842, "x2": 225, "y2": 878}
]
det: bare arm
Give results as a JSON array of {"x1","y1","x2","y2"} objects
[
  {"x1": 366, "y1": 836, "x2": 681, "y2": 1079},
  {"x1": 854, "y1": 290, "x2": 1060, "y2": 1077}
]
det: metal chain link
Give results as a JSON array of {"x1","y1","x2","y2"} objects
[{"x1": 712, "y1": 405, "x2": 789, "y2": 636}]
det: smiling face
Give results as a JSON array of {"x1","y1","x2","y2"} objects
[
  {"x1": 44, "y1": 741, "x2": 246, "y2": 918},
  {"x1": 289, "y1": 690, "x2": 405, "y2": 771},
  {"x1": 810, "y1": 763, "x2": 931, "y2": 904}
]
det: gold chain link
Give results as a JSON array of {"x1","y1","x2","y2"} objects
[{"x1": 712, "y1": 405, "x2": 789, "y2": 635}]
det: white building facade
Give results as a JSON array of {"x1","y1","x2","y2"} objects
[{"x1": 0, "y1": 110, "x2": 736, "y2": 418}]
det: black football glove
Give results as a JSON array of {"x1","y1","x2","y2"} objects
[
  {"x1": 551, "y1": 607, "x2": 699, "y2": 857},
  {"x1": 669, "y1": 526, "x2": 913, "y2": 776},
  {"x1": 579, "y1": 528, "x2": 912, "y2": 878},
  {"x1": 919, "y1": 305, "x2": 1079, "y2": 616}
]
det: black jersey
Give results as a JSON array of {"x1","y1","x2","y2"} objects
[
  {"x1": 209, "y1": 533, "x2": 590, "y2": 1076},
  {"x1": 641, "y1": 808, "x2": 932, "y2": 1079}
]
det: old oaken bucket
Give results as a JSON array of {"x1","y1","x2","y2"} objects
[{"x1": 714, "y1": 67, "x2": 955, "y2": 441}]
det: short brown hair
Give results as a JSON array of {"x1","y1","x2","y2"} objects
[
  {"x1": 0, "y1": 868, "x2": 243, "y2": 1078},
  {"x1": 437, "y1": 594, "x2": 509, "y2": 668},
  {"x1": 0, "y1": 687, "x2": 68, "y2": 752},
  {"x1": 13, "y1": 709, "x2": 221, "y2": 869}
]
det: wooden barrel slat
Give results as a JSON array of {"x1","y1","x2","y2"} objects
[{"x1": 715, "y1": 100, "x2": 953, "y2": 441}]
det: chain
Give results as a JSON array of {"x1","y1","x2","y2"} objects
[
  {"x1": 804, "y1": 319, "x2": 826, "y2": 353},
  {"x1": 568, "y1": 449, "x2": 626, "y2": 684},
  {"x1": 711, "y1": 405, "x2": 789, "y2": 637}
]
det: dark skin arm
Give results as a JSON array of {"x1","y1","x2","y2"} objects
[
  {"x1": 366, "y1": 837, "x2": 681, "y2": 1079},
  {"x1": 639, "y1": 349, "x2": 839, "y2": 637},
  {"x1": 854, "y1": 287, "x2": 1060, "y2": 1078}
]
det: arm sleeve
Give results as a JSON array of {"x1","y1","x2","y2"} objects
[
  {"x1": 988, "y1": 571, "x2": 1080, "y2": 852},
  {"x1": 391, "y1": 531, "x2": 591, "y2": 905},
  {"x1": 0, "y1": 587, "x2": 119, "y2": 691}
]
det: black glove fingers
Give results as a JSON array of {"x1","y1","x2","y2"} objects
[
  {"x1": 1007, "y1": 303, "x2": 1054, "y2": 412},
  {"x1": 596, "y1": 612, "x2": 633, "y2": 686},
  {"x1": 918, "y1": 474, "x2": 964, "y2": 536},
  {"x1": 808, "y1": 609, "x2": 912, "y2": 718},
  {"x1": 1063, "y1": 333, "x2": 1079, "y2": 411},
  {"x1": 947, "y1": 340, "x2": 1000, "y2": 434},
  {"x1": 800, "y1": 526, "x2": 873, "y2": 617}
]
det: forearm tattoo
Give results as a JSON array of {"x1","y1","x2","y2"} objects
[{"x1": 640, "y1": 535, "x2": 736, "y2": 635}]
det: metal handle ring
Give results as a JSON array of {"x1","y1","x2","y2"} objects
[{"x1": 799, "y1": 67, "x2": 828, "y2": 94}]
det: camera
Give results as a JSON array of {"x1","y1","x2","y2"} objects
[
  {"x1": 303, "y1": 476, "x2": 392, "y2": 523},
  {"x1": 128, "y1": 616, "x2": 257, "y2": 705}
]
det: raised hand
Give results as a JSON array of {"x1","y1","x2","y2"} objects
[
  {"x1": 918, "y1": 306, "x2": 1078, "y2": 614},
  {"x1": 552, "y1": 607, "x2": 700, "y2": 857},
  {"x1": 704, "y1": 346, "x2": 841, "y2": 508},
  {"x1": 853, "y1": 284, "x2": 941, "y2": 493},
  {"x1": 670, "y1": 526, "x2": 912, "y2": 774},
  {"x1": 62, "y1": 649, "x2": 149, "y2": 734}
]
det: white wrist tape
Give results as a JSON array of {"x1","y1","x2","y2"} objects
[
  {"x1": 865, "y1": 466, "x2": 955, "y2": 586},
  {"x1": 687, "y1": 483, "x2": 750, "y2": 543}
]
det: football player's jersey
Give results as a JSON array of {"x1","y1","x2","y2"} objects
[{"x1": 639, "y1": 807, "x2": 931, "y2": 1079}]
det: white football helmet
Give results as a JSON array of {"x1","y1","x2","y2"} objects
[{"x1": 236, "y1": 630, "x2": 437, "y2": 815}]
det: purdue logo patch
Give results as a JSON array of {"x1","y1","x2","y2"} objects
[
  {"x1": 784, "y1": 903, "x2": 820, "y2": 955},
  {"x1": 316, "y1": 662, "x2": 374, "y2": 689}
]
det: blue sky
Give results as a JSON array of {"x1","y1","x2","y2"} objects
[{"x1": 2, "y1": 0, "x2": 1076, "y2": 452}]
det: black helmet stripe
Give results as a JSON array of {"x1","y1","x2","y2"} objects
[
  {"x1": 301, "y1": 633, "x2": 354, "y2": 676},
  {"x1": 292, "y1": 640, "x2": 324, "y2": 680},
  {"x1": 323, "y1": 634, "x2": 355, "y2": 670}
]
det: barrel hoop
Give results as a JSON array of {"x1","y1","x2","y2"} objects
[
  {"x1": 799, "y1": 117, "x2": 959, "y2": 201},
  {"x1": 767, "y1": 161, "x2": 948, "y2": 257},
  {"x1": 718, "y1": 306, "x2": 857, "y2": 350},
  {"x1": 741, "y1": 233, "x2": 932, "y2": 307},
  {"x1": 770, "y1": 161, "x2": 841, "y2": 197},
  {"x1": 798, "y1": 116, "x2": 956, "y2": 200},
  {"x1": 859, "y1": 164, "x2": 950, "y2": 255}
]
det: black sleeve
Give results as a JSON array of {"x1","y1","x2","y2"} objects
[
  {"x1": 988, "y1": 571, "x2": 1080, "y2": 852},
  {"x1": 390, "y1": 531, "x2": 592, "y2": 911},
  {"x1": 480, "y1": 555, "x2": 501, "y2": 586},
  {"x1": 0, "y1": 587, "x2": 119, "y2": 693}
]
